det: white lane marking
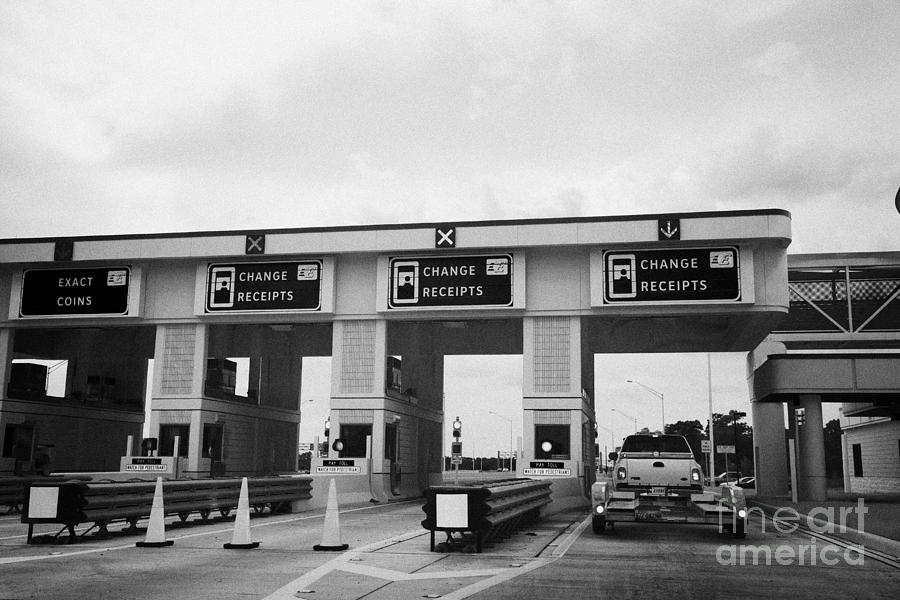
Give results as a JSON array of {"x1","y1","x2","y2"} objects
[
  {"x1": 438, "y1": 558, "x2": 556, "y2": 600},
  {"x1": 261, "y1": 528, "x2": 429, "y2": 600},
  {"x1": 339, "y1": 560, "x2": 514, "y2": 581},
  {"x1": 0, "y1": 501, "x2": 418, "y2": 565},
  {"x1": 266, "y1": 515, "x2": 593, "y2": 600}
]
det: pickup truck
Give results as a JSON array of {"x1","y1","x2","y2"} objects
[{"x1": 591, "y1": 433, "x2": 747, "y2": 538}]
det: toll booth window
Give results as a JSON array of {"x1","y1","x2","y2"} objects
[
  {"x1": 535, "y1": 424, "x2": 570, "y2": 460},
  {"x1": 338, "y1": 424, "x2": 372, "y2": 458},
  {"x1": 2, "y1": 424, "x2": 34, "y2": 459},
  {"x1": 159, "y1": 425, "x2": 190, "y2": 457},
  {"x1": 852, "y1": 443, "x2": 863, "y2": 477},
  {"x1": 384, "y1": 423, "x2": 398, "y2": 461},
  {"x1": 202, "y1": 423, "x2": 224, "y2": 459}
]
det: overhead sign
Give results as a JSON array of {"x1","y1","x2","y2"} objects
[
  {"x1": 205, "y1": 260, "x2": 322, "y2": 312},
  {"x1": 603, "y1": 247, "x2": 740, "y2": 304},
  {"x1": 657, "y1": 217, "x2": 680, "y2": 241},
  {"x1": 20, "y1": 267, "x2": 131, "y2": 316},
  {"x1": 435, "y1": 225, "x2": 456, "y2": 248},
  {"x1": 388, "y1": 254, "x2": 513, "y2": 309}
]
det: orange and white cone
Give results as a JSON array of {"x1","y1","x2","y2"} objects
[
  {"x1": 136, "y1": 477, "x2": 173, "y2": 547},
  {"x1": 224, "y1": 477, "x2": 259, "y2": 549},
  {"x1": 314, "y1": 478, "x2": 348, "y2": 551}
]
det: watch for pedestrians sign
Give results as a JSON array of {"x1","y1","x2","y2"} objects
[
  {"x1": 388, "y1": 254, "x2": 513, "y2": 309},
  {"x1": 205, "y1": 260, "x2": 322, "y2": 312},
  {"x1": 602, "y1": 247, "x2": 741, "y2": 304}
]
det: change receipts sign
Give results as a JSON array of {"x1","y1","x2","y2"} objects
[
  {"x1": 205, "y1": 261, "x2": 322, "y2": 312},
  {"x1": 603, "y1": 247, "x2": 741, "y2": 304},
  {"x1": 388, "y1": 255, "x2": 513, "y2": 309}
]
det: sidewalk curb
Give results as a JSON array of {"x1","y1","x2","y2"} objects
[{"x1": 749, "y1": 499, "x2": 900, "y2": 560}]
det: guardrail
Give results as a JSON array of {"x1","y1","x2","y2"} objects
[
  {"x1": 421, "y1": 478, "x2": 552, "y2": 553},
  {"x1": 22, "y1": 476, "x2": 313, "y2": 543},
  {"x1": 1, "y1": 476, "x2": 91, "y2": 514}
]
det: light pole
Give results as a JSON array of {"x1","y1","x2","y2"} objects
[
  {"x1": 627, "y1": 379, "x2": 665, "y2": 432},
  {"x1": 488, "y1": 411, "x2": 513, "y2": 471},
  {"x1": 596, "y1": 423, "x2": 615, "y2": 472},
  {"x1": 611, "y1": 408, "x2": 638, "y2": 433}
]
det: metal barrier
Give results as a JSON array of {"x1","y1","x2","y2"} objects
[
  {"x1": 21, "y1": 476, "x2": 313, "y2": 543},
  {"x1": 421, "y1": 479, "x2": 552, "y2": 553},
  {"x1": 1, "y1": 476, "x2": 91, "y2": 514}
]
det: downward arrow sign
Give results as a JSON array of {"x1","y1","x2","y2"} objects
[
  {"x1": 657, "y1": 217, "x2": 681, "y2": 240},
  {"x1": 660, "y1": 221, "x2": 678, "y2": 238}
]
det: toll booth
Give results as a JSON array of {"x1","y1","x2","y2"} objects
[{"x1": 0, "y1": 210, "x2": 791, "y2": 506}]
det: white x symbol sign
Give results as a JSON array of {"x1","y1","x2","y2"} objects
[
  {"x1": 246, "y1": 235, "x2": 265, "y2": 254},
  {"x1": 436, "y1": 228, "x2": 455, "y2": 247}
]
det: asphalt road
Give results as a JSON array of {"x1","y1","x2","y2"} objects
[{"x1": 1, "y1": 499, "x2": 897, "y2": 600}]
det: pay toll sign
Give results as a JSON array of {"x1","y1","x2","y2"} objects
[
  {"x1": 388, "y1": 255, "x2": 513, "y2": 309},
  {"x1": 603, "y1": 247, "x2": 741, "y2": 303},
  {"x1": 205, "y1": 261, "x2": 322, "y2": 312}
]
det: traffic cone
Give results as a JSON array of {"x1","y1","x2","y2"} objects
[
  {"x1": 314, "y1": 478, "x2": 348, "y2": 551},
  {"x1": 136, "y1": 477, "x2": 173, "y2": 547},
  {"x1": 224, "y1": 477, "x2": 259, "y2": 549}
]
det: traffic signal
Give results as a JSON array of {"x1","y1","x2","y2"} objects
[
  {"x1": 452, "y1": 416, "x2": 462, "y2": 438},
  {"x1": 451, "y1": 441, "x2": 462, "y2": 456},
  {"x1": 794, "y1": 407, "x2": 806, "y2": 426}
]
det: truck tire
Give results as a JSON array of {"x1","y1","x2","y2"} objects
[
  {"x1": 733, "y1": 518, "x2": 746, "y2": 539},
  {"x1": 592, "y1": 515, "x2": 606, "y2": 534}
]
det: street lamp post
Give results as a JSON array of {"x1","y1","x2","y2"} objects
[
  {"x1": 488, "y1": 411, "x2": 513, "y2": 471},
  {"x1": 729, "y1": 409, "x2": 747, "y2": 474},
  {"x1": 627, "y1": 379, "x2": 665, "y2": 432},
  {"x1": 596, "y1": 423, "x2": 615, "y2": 472},
  {"x1": 611, "y1": 408, "x2": 638, "y2": 434}
]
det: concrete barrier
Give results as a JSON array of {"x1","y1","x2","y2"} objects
[
  {"x1": 22, "y1": 476, "x2": 312, "y2": 543},
  {"x1": 421, "y1": 478, "x2": 552, "y2": 552}
]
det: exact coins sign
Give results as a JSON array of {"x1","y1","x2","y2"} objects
[
  {"x1": 388, "y1": 254, "x2": 513, "y2": 309},
  {"x1": 205, "y1": 260, "x2": 322, "y2": 313},
  {"x1": 603, "y1": 247, "x2": 740, "y2": 304},
  {"x1": 20, "y1": 267, "x2": 131, "y2": 316}
]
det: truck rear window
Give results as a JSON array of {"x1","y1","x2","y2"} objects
[{"x1": 620, "y1": 435, "x2": 691, "y2": 453}]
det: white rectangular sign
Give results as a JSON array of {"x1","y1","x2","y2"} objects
[
  {"x1": 28, "y1": 486, "x2": 60, "y2": 519},
  {"x1": 435, "y1": 493, "x2": 468, "y2": 528},
  {"x1": 717, "y1": 445, "x2": 735, "y2": 454},
  {"x1": 523, "y1": 468, "x2": 572, "y2": 477},
  {"x1": 125, "y1": 464, "x2": 168, "y2": 472},
  {"x1": 316, "y1": 466, "x2": 361, "y2": 474}
]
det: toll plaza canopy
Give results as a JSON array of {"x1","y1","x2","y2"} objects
[{"x1": 0, "y1": 209, "x2": 791, "y2": 496}]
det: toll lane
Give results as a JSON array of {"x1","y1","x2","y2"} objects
[{"x1": 468, "y1": 518, "x2": 900, "y2": 600}]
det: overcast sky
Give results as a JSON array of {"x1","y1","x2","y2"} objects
[{"x1": 3, "y1": 2, "x2": 898, "y2": 456}]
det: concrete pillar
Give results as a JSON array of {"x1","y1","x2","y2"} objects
[
  {"x1": 841, "y1": 432, "x2": 851, "y2": 493},
  {"x1": 522, "y1": 316, "x2": 589, "y2": 493},
  {"x1": 751, "y1": 401, "x2": 789, "y2": 497},
  {"x1": 797, "y1": 394, "x2": 827, "y2": 502}
]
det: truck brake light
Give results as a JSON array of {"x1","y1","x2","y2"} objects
[
  {"x1": 616, "y1": 466, "x2": 627, "y2": 480},
  {"x1": 691, "y1": 468, "x2": 701, "y2": 482}
]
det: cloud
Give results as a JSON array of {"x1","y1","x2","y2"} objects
[{"x1": 701, "y1": 127, "x2": 864, "y2": 201}]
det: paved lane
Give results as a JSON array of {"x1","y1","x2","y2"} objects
[{"x1": 1, "y1": 504, "x2": 897, "y2": 599}]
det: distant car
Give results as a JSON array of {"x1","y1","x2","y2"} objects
[
  {"x1": 715, "y1": 471, "x2": 741, "y2": 485},
  {"x1": 737, "y1": 477, "x2": 755, "y2": 489}
]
